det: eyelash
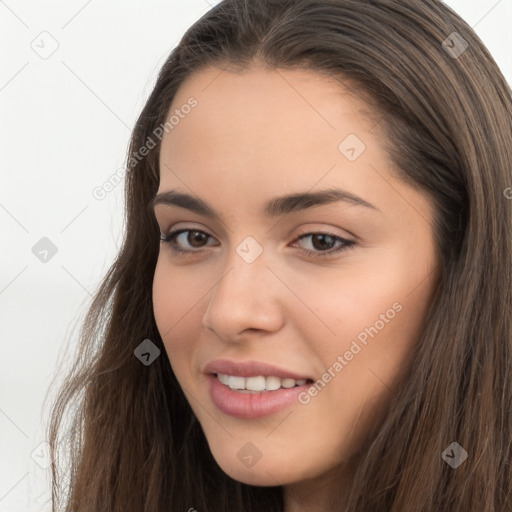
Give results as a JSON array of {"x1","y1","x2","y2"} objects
[{"x1": 159, "y1": 228, "x2": 355, "y2": 259}]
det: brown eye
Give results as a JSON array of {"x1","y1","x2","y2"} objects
[
  {"x1": 187, "y1": 230, "x2": 209, "y2": 248},
  {"x1": 160, "y1": 229, "x2": 217, "y2": 253},
  {"x1": 293, "y1": 232, "x2": 355, "y2": 258}
]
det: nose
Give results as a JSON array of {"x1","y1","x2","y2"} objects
[{"x1": 201, "y1": 245, "x2": 285, "y2": 343}]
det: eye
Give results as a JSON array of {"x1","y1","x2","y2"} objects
[
  {"x1": 160, "y1": 228, "x2": 356, "y2": 258},
  {"x1": 160, "y1": 229, "x2": 218, "y2": 255},
  {"x1": 292, "y1": 232, "x2": 355, "y2": 258}
]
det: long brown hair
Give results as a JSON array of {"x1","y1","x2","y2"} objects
[{"x1": 47, "y1": 1, "x2": 512, "y2": 510}]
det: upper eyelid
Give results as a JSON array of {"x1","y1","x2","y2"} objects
[
  {"x1": 161, "y1": 224, "x2": 350, "y2": 235},
  {"x1": 166, "y1": 228, "x2": 218, "y2": 243},
  {"x1": 155, "y1": 211, "x2": 359, "y2": 238}
]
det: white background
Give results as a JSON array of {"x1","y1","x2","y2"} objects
[{"x1": 1, "y1": 0, "x2": 511, "y2": 510}]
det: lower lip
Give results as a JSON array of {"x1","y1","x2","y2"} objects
[{"x1": 207, "y1": 374, "x2": 311, "y2": 419}]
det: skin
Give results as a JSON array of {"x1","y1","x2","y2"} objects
[{"x1": 152, "y1": 64, "x2": 441, "y2": 511}]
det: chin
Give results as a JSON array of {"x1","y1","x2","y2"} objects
[
  {"x1": 219, "y1": 461, "x2": 296, "y2": 487},
  {"x1": 207, "y1": 444, "x2": 310, "y2": 487}
]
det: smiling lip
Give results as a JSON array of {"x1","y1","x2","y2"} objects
[{"x1": 203, "y1": 359, "x2": 314, "y2": 419}]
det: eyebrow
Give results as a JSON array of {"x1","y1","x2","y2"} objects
[{"x1": 149, "y1": 187, "x2": 381, "y2": 220}]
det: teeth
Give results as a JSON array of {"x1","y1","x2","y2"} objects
[
  {"x1": 217, "y1": 373, "x2": 308, "y2": 391},
  {"x1": 218, "y1": 373, "x2": 230, "y2": 385},
  {"x1": 281, "y1": 378, "x2": 296, "y2": 388},
  {"x1": 265, "y1": 376, "x2": 281, "y2": 390},
  {"x1": 245, "y1": 376, "x2": 266, "y2": 391},
  {"x1": 228, "y1": 375, "x2": 245, "y2": 390}
]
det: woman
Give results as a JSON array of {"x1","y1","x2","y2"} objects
[{"x1": 48, "y1": 1, "x2": 512, "y2": 510}]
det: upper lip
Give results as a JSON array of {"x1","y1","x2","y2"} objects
[{"x1": 203, "y1": 358, "x2": 313, "y2": 381}]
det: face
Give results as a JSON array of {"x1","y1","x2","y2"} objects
[{"x1": 152, "y1": 64, "x2": 440, "y2": 491}]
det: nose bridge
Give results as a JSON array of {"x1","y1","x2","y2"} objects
[
  {"x1": 202, "y1": 237, "x2": 283, "y2": 337},
  {"x1": 211, "y1": 237, "x2": 269, "y2": 306}
]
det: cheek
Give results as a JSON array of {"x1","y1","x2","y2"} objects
[
  {"x1": 153, "y1": 262, "x2": 178, "y2": 339},
  {"x1": 290, "y1": 248, "x2": 437, "y2": 398},
  {"x1": 152, "y1": 259, "x2": 207, "y2": 371},
  {"x1": 152, "y1": 256, "x2": 213, "y2": 329},
  {"x1": 290, "y1": 262, "x2": 436, "y2": 459},
  {"x1": 286, "y1": 254, "x2": 428, "y2": 352}
]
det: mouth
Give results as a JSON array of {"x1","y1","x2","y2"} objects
[
  {"x1": 212, "y1": 372, "x2": 314, "y2": 393},
  {"x1": 203, "y1": 358, "x2": 316, "y2": 418},
  {"x1": 206, "y1": 372, "x2": 315, "y2": 419}
]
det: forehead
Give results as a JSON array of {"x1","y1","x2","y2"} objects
[
  {"x1": 158, "y1": 65, "x2": 388, "y2": 195},
  {"x1": 164, "y1": 64, "x2": 378, "y2": 147}
]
